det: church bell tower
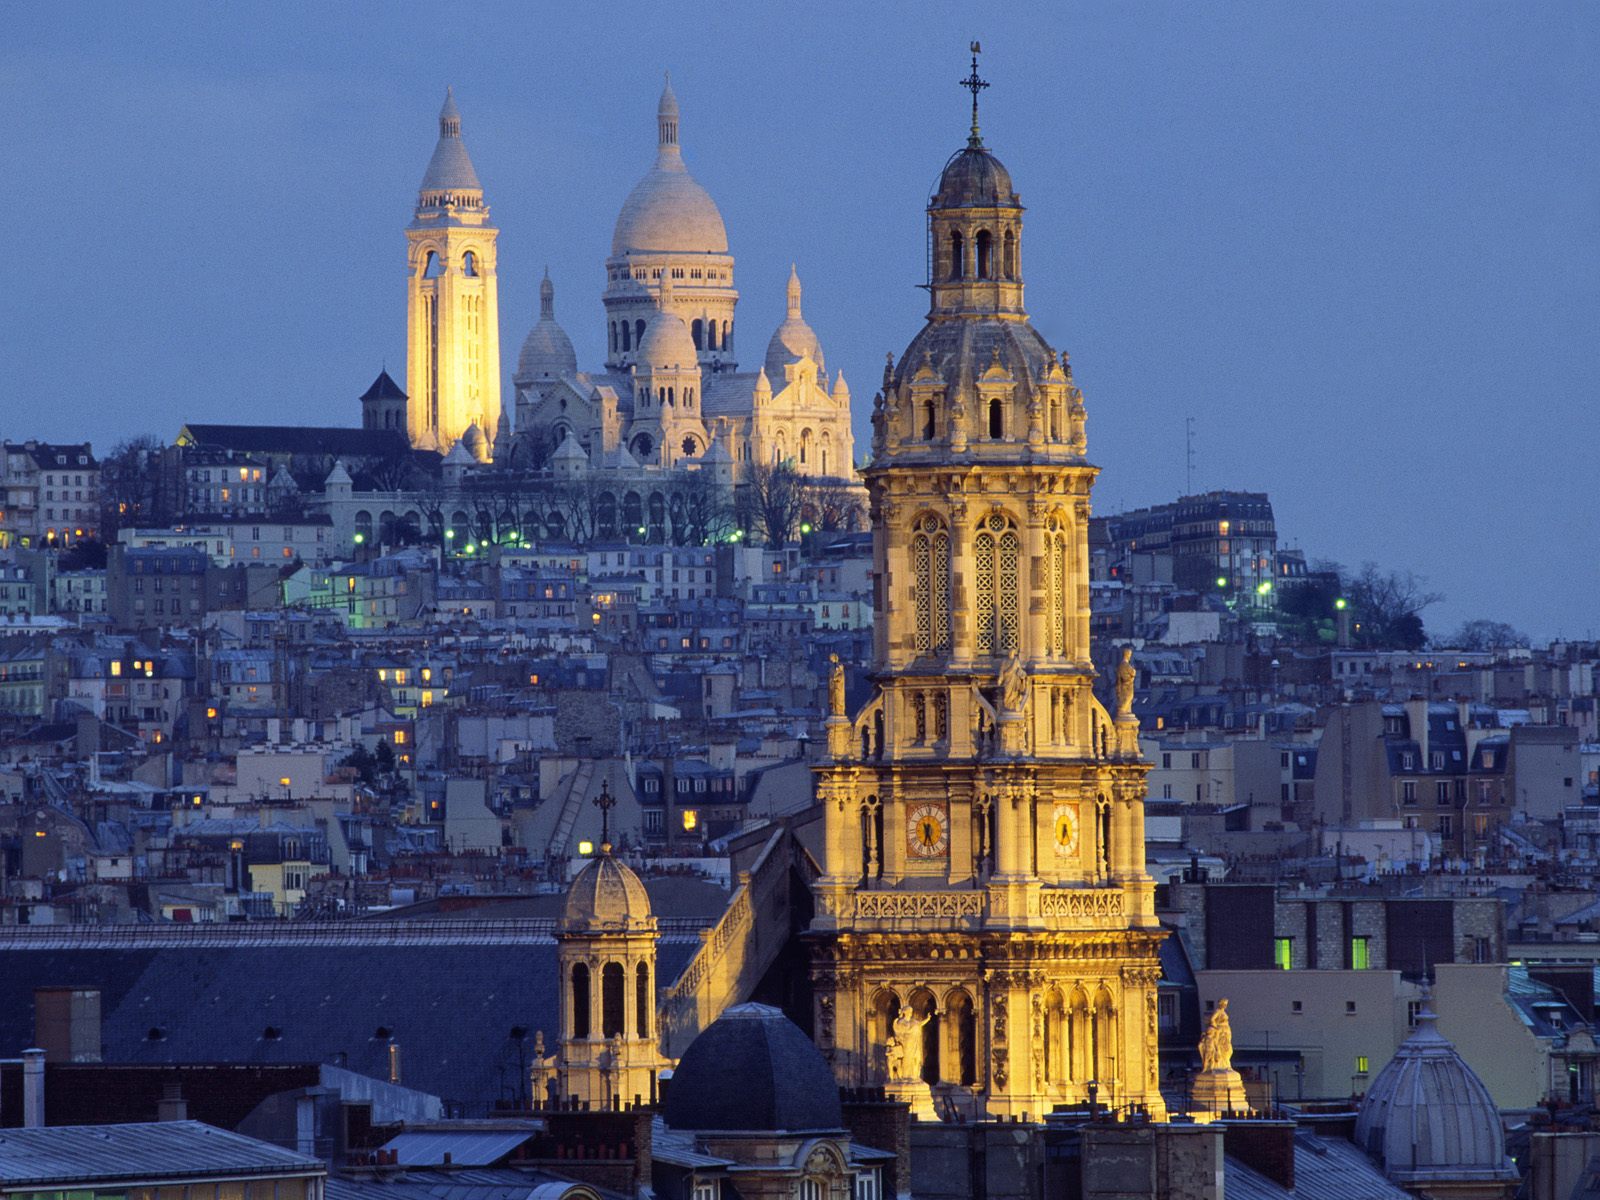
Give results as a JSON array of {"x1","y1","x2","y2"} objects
[
  {"x1": 405, "y1": 88, "x2": 502, "y2": 452},
  {"x1": 808, "y1": 50, "x2": 1165, "y2": 1122}
]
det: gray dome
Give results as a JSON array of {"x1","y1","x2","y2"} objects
[
  {"x1": 612, "y1": 82, "x2": 727, "y2": 256},
  {"x1": 932, "y1": 146, "x2": 1016, "y2": 209},
  {"x1": 419, "y1": 88, "x2": 482, "y2": 193},
  {"x1": 664, "y1": 1003, "x2": 842, "y2": 1133},
  {"x1": 764, "y1": 265, "x2": 824, "y2": 382},
  {"x1": 516, "y1": 273, "x2": 578, "y2": 381},
  {"x1": 891, "y1": 313, "x2": 1057, "y2": 403},
  {"x1": 637, "y1": 281, "x2": 698, "y2": 369},
  {"x1": 1354, "y1": 989, "x2": 1517, "y2": 1188}
]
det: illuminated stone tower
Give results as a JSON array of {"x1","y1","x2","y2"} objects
[
  {"x1": 808, "y1": 51, "x2": 1165, "y2": 1121},
  {"x1": 405, "y1": 88, "x2": 502, "y2": 453}
]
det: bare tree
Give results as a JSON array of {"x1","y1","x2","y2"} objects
[
  {"x1": 740, "y1": 461, "x2": 807, "y2": 546},
  {"x1": 99, "y1": 434, "x2": 169, "y2": 537},
  {"x1": 667, "y1": 470, "x2": 735, "y2": 545},
  {"x1": 1335, "y1": 561, "x2": 1444, "y2": 650},
  {"x1": 805, "y1": 481, "x2": 866, "y2": 533},
  {"x1": 1438, "y1": 620, "x2": 1530, "y2": 652}
]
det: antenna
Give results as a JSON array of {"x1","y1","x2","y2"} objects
[{"x1": 1185, "y1": 417, "x2": 1196, "y2": 495}]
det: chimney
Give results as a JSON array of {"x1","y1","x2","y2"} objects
[
  {"x1": 22, "y1": 1048, "x2": 45, "y2": 1128},
  {"x1": 157, "y1": 1081, "x2": 188, "y2": 1122},
  {"x1": 34, "y1": 987, "x2": 102, "y2": 1063},
  {"x1": 388, "y1": 1040, "x2": 402, "y2": 1084}
]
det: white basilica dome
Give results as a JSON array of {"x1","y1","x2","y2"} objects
[{"x1": 611, "y1": 79, "x2": 729, "y2": 256}]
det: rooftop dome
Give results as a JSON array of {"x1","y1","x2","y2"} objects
[
  {"x1": 611, "y1": 79, "x2": 728, "y2": 256},
  {"x1": 419, "y1": 87, "x2": 482, "y2": 194},
  {"x1": 562, "y1": 852, "x2": 653, "y2": 932},
  {"x1": 932, "y1": 145, "x2": 1017, "y2": 210},
  {"x1": 764, "y1": 265, "x2": 825, "y2": 382},
  {"x1": 1353, "y1": 986, "x2": 1518, "y2": 1188},
  {"x1": 664, "y1": 1003, "x2": 843, "y2": 1133},
  {"x1": 637, "y1": 276, "x2": 698, "y2": 368},
  {"x1": 516, "y1": 271, "x2": 578, "y2": 381},
  {"x1": 461, "y1": 422, "x2": 488, "y2": 461}
]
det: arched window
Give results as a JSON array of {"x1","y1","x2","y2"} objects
[
  {"x1": 944, "y1": 990, "x2": 977, "y2": 1086},
  {"x1": 609, "y1": 322, "x2": 617, "y2": 353},
  {"x1": 686, "y1": 388, "x2": 694, "y2": 409},
  {"x1": 571, "y1": 963, "x2": 591, "y2": 1039},
  {"x1": 621, "y1": 321, "x2": 632, "y2": 352},
  {"x1": 635, "y1": 319, "x2": 646, "y2": 349},
  {"x1": 1097, "y1": 795, "x2": 1113, "y2": 879},
  {"x1": 667, "y1": 387, "x2": 675, "y2": 407},
  {"x1": 422, "y1": 251, "x2": 443, "y2": 279},
  {"x1": 597, "y1": 493, "x2": 618, "y2": 539},
  {"x1": 462, "y1": 251, "x2": 478, "y2": 277},
  {"x1": 976, "y1": 230, "x2": 993, "y2": 279},
  {"x1": 820, "y1": 433, "x2": 830, "y2": 476},
  {"x1": 636, "y1": 962, "x2": 651, "y2": 1038},
  {"x1": 988, "y1": 397, "x2": 1004, "y2": 439},
  {"x1": 691, "y1": 318, "x2": 703, "y2": 350},
  {"x1": 911, "y1": 515, "x2": 952, "y2": 654},
  {"x1": 1047, "y1": 515, "x2": 1070, "y2": 657},
  {"x1": 622, "y1": 492, "x2": 643, "y2": 533},
  {"x1": 721, "y1": 320, "x2": 730, "y2": 351},
  {"x1": 1002, "y1": 229, "x2": 1016, "y2": 279},
  {"x1": 949, "y1": 230, "x2": 965, "y2": 280},
  {"x1": 602, "y1": 962, "x2": 625, "y2": 1037},
  {"x1": 707, "y1": 320, "x2": 718, "y2": 351},
  {"x1": 973, "y1": 512, "x2": 1020, "y2": 655},
  {"x1": 648, "y1": 492, "x2": 666, "y2": 541},
  {"x1": 354, "y1": 511, "x2": 373, "y2": 542},
  {"x1": 799, "y1": 428, "x2": 812, "y2": 466},
  {"x1": 910, "y1": 989, "x2": 940, "y2": 1085}
]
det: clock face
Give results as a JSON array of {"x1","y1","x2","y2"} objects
[
  {"x1": 907, "y1": 803, "x2": 950, "y2": 858},
  {"x1": 1053, "y1": 803, "x2": 1080, "y2": 858}
]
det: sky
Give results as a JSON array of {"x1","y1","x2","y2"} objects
[{"x1": 2, "y1": 2, "x2": 1596, "y2": 640}]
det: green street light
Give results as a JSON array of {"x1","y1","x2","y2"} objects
[
  {"x1": 463, "y1": 544, "x2": 475, "y2": 555},
  {"x1": 1256, "y1": 581, "x2": 1273, "y2": 596},
  {"x1": 444, "y1": 530, "x2": 454, "y2": 540},
  {"x1": 353, "y1": 533, "x2": 365, "y2": 545},
  {"x1": 637, "y1": 526, "x2": 647, "y2": 536},
  {"x1": 1216, "y1": 576, "x2": 1228, "y2": 588},
  {"x1": 1335, "y1": 597, "x2": 1348, "y2": 610},
  {"x1": 800, "y1": 522, "x2": 813, "y2": 535}
]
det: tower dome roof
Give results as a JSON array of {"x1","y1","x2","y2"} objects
[
  {"x1": 664, "y1": 1003, "x2": 843, "y2": 1133},
  {"x1": 932, "y1": 145, "x2": 1017, "y2": 209},
  {"x1": 562, "y1": 852, "x2": 653, "y2": 932},
  {"x1": 420, "y1": 87, "x2": 482, "y2": 193},
  {"x1": 516, "y1": 271, "x2": 578, "y2": 381},
  {"x1": 611, "y1": 79, "x2": 728, "y2": 256},
  {"x1": 637, "y1": 277, "x2": 698, "y2": 368},
  {"x1": 764, "y1": 265, "x2": 825, "y2": 381},
  {"x1": 1353, "y1": 987, "x2": 1518, "y2": 1187}
]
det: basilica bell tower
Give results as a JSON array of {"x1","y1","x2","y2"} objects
[
  {"x1": 808, "y1": 51, "x2": 1166, "y2": 1122},
  {"x1": 405, "y1": 88, "x2": 502, "y2": 453}
]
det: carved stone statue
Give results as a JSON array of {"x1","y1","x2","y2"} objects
[
  {"x1": 999, "y1": 652, "x2": 1027, "y2": 714},
  {"x1": 1115, "y1": 645, "x2": 1136, "y2": 719},
  {"x1": 888, "y1": 1006, "x2": 933, "y2": 1082},
  {"x1": 1199, "y1": 999, "x2": 1233, "y2": 1073},
  {"x1": 828, "y1": 654, "x2": 846, "y2": 718}
]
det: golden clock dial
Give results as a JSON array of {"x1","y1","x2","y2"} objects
[
  {"x1": 907, "y1": 803, "x2": 949, "y2": 858},
  {"x1": 1053, "y1": 803, "x2": 1080, "y2": 858}
]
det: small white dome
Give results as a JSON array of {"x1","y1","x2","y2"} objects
[
  {"x1": 637, "y1": 280, "x2": 698, "y2": 368},
  {"x1": 562, "y1": 853, "x2": 653, "y2": 932},
  {"x1": 516, "y1": 272, "x2": 578, "y2": 381},
  {"x1": 611, "y1": 81, "x2": 727, "y2": 256},
  {"x1": 764, "y1": 265, "x2": 824, "y2": 381}
]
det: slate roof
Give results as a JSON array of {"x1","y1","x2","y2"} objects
[
  {"x1": 1223, "y1": 1132, "x2": 1411, "y2": 1200},
  {"x1": 360, "y1": 370, "x2": 408, "y2": 402},
  {"x1": 328, "y1": 1168, "x2": 605, "y2": 1200},
  {"x1": 664, "y1": 1003, "x2": 843, "y2": 1133},
  {"x1": 178, "y1": 425, "x2": 411, "y2": 460},
  {"x1": 0, "y1": 938, "x2": 700, "y2": 1115},
  {"x1": 0, "y1": 1120, "x2": 320, "y2": 1184}
]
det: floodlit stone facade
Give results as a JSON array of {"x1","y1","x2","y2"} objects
[{"x1": 808, "y1": 103, "x2": 1166, "y2": 1120}]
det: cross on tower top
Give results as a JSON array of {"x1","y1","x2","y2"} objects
[
  {"x1": 593, "y1": 779, "x2": 616, "y2": 852},
  {"x1": 961, "y1": 41, "x2": 990, "y2": 148}
]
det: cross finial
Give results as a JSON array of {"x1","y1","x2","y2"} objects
[
  {"x1": 961, "y1": 41, "x2": 989, "y2": 148},
  {"x1": 593, "y1": 778, "x2": 616, "y2": 852}
]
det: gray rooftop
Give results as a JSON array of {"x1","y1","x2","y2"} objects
[{"x1": 0, "y1": 1120, "x2": 320, "y2": 1186}]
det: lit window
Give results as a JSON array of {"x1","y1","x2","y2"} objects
[
  {"x1": 682, "y1": 809, "x2": 698, "y2": 831},
  {"x1": 577, "y1": 840, "x2": 594, "y2": 856},
  {"x1": 1350, "y1": 937, "x2": 1370, "y2": 970},
  {"x1": 394, "y1": 731, "x2": 406, "y2": 745},
  {"x1": 1356, "y1": 1055, "x2": 1370, "y2": 1075},
  {"x1": 111, "y1": 661, "x2": 122, "y2": 677},
  {"x1": 1274, "y1": 937, "x2": 1293, "y2": 970},
  {"x1": 279, "y1": 777, "x2": 292, "y2": 788},
  {"x1": 420, "y1": 690, "x2": 433, "y2": 707}
]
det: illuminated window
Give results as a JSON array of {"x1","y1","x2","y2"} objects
[
  {"x1": 394, "y1": 671, "x2": 407, "y2": 686},
  {"x1": 1350, "y1": 937, "x2": 1370, "y2": 970},
  {"x1": 420, "y1": 690, "x2": 433, "y2": 707},
  {"x1": 1274, "y1": 937, "x2": 1293, "y2": 970},
  {"x1": 421, "y1": 668, "x2": 431, "y2": 682},
  {"x1": 1356, "y1": 1055, "x2": 1369, "y2": 1075},
  {"x1": 206, "y1": 707, "x2": 217, "y2": 719},
  {"x1": 682, "y1": 809, "x2": 698, "y2": 831},
  {"x1": 111, "y1": 661, "x2": 121, "y2": 677},
  {"x1": 577, "y1": 840, "x2": 594, "y2": 856},
  {"x1": 394, "y1": 730, "x2": 406, "y2": 745}
]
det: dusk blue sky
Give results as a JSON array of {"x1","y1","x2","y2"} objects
[{"x1": 3, "y1": 3, "x2": 1595, "y2": 639}]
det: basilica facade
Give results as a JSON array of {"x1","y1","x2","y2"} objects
[
  {"x1": 807, "y1": 96, "x2": 1166, "y2": 1121},
  {"x1": 394, "y1": 82, "x2": 856, "y2": 509}
]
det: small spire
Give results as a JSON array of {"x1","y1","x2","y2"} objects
[
  {"x1": 440, "y1": 86, "x2": 461, "y2": 138},
  {"x1": 658, "y1": 271, "x2": 674, "y2": 304},
  {"x1": 657, "y1": 73, "x2": 680, "y2": 150},
  {"x1": 539, "y1": 268, "x2": 555, "y2": 320},
  {"x1": 593, "y1": 778, "x2": 616, "y2": 852},
  {"x1": 786, "y1": 264, "x2": 803, "y2": 319},
  {"x1": 960, "y1": 42, "x2": 990, "y2": 148}
]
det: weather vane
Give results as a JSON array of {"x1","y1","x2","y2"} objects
[
  {"x1": 961, "y1": 41, "x2": 989, "y2": 147},
  {"x1": 593, "y1": 778, "x2": 615, "y2": 850}
]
